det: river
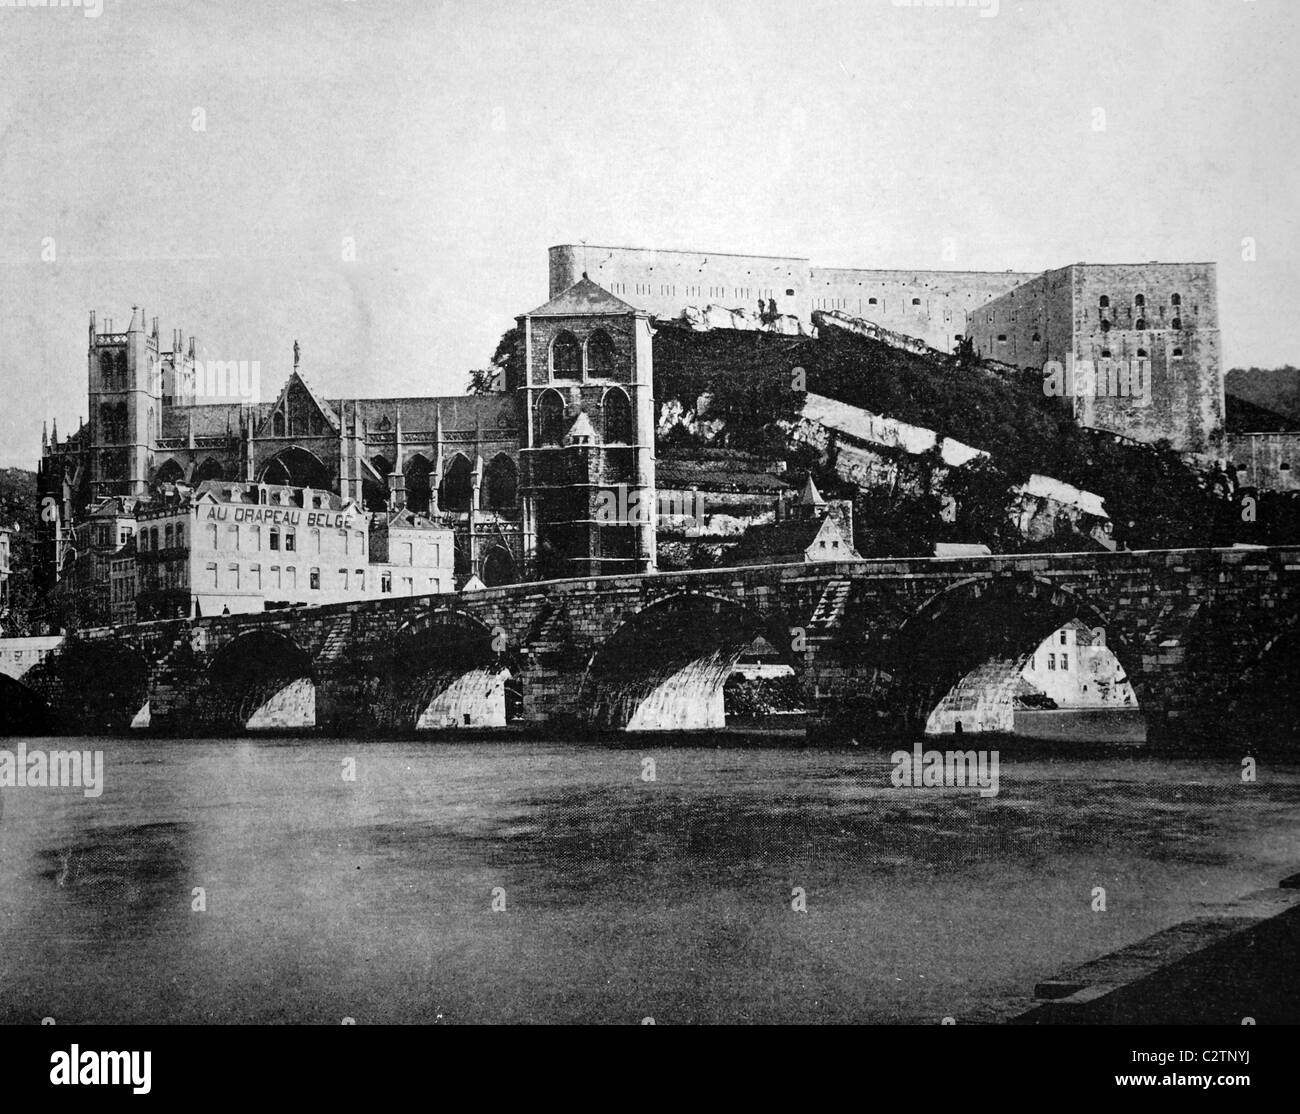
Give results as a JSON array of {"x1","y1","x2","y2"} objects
[{"x1": 0, "y1": 734, "x2": 1296, "y2": 1023}]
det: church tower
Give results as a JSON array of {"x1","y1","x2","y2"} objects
[
  {"x1": 88, "y1": 306, "x2": 162, "y2": 499},
  {"x1": 517, "y1": 275, "x2": 656, "y2": 579}
]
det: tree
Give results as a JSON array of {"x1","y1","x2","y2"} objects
[{"x1": 466, "y1": 326, "x2": 524, "y2": 395}]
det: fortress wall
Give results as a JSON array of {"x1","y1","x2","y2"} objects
[
  {"x1": 550, "y1": 244, "x2": 811, "y2": 322},
  {"x1": 808, "y1": 267, "x2": 1035, "y2": 352},
  {"x1": 968, "y1": 265, "x2": 1075, "y2": 370}
]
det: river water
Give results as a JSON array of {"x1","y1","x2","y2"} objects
[{"x1": 0, "y1": 735, "x2": 1296, "y2": 1024}]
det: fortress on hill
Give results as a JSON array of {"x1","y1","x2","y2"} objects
[{"x1": 551, "y1": 244, "x2": 1225, "y2": 454}]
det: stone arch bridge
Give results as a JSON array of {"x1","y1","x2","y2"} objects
[{"x1": 6, "y1": 547, "x2": 1300, "y2": 744}]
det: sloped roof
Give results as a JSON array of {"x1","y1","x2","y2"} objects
[
  {"x1": 1225, "y1": 392, "x2": 1300, "y2": 433},
  {"x1": 525, "y1": 276, "x2": 639, "y2": 317},
  {"x1": 729, "y1": 519, "x2": 826, "y2": 563},
  {"x1": 163, "y1": 403, "x2": 246, "y2": 438},
  {"x1": 656, "y1": 459, "x2": 790, "y2": 494}
]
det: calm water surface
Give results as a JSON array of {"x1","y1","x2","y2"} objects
[{"x1": 1, "y1": 735, "x2": 1296, "y2": 1024}]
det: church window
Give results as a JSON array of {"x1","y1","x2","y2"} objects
[
  {"x1": 551, "y1": 331, "x2": 582, "y2": 379},
  {"x1": 603, "y1": 387, "x2": 633, "y2": 445},
  {"x1": 273, "y1": 412, "x2": 285, "y2": 437},
  {"x1": 534, "y1": 390, "x2": 565, "y2": 447},
  {"x1": 586, "y1": 330, "x2": 616, "y2": 377}
]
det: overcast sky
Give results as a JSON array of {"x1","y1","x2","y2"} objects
[{"x1": 1, "y1": 0, "x2": 1297, "y2": 467}]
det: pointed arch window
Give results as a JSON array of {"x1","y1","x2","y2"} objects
[
  {"x1": 484, "y1": 454, "x2": 517, "y2": 509},
  {"x1": 439, "y1": 455, "x2": 473, "y2": 513},
  {"x1": 550, "y1": 331, "x2": 582, "y2": 379},
  {"x1": 602, "y1": 387, "x2": 633, "y2": 445},
  {"x1": 586, "y1": 330, "x2": 616, "y2": 377},
  {"x1": 534, "y1": 389, "x2": 565, "y2": 447}
]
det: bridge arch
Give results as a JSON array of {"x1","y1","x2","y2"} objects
[
  {"x1": 579, "y1": 590, "x2": 801, "y2": 732},
  {"x1": 367, "y1": 609, "x2": 520, "y2": 731},
  {"x1": 50, "y1": 640, "x2": 152, "y2": 733},
  {"x1": 0, "y1": 672, "x2": 56, "y2": 735},
  {"x1": 1183, "y1": 603, "x2": 1300, "y2": 748},
  {"x1": 879, "y1": 573, "x2": 1142, "y2": 738},
  {"x1": 199, "y1": 629, "x2": 316, "y2": 733}
]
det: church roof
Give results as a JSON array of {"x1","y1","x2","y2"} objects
[
  {"x1": 798, "y1": 474, "x2": 827, "y2": 507},
  {"x1": 524, "y1": 276, "x2": 640, "y2": 318}
]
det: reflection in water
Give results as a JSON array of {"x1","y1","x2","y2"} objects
[{"x1": 0, "y1": 737, "x2": 1296, "y2": 1024}]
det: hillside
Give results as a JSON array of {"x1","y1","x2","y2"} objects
[{"x1": 651, "y1": 320, "x2": 1233, "y2": 551}]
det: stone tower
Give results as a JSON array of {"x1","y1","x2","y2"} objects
[
  {"x1": 517, "y1": 275, "x2": 656, "y2": 579},
  {"x1": 88, "y1": 306, "x2": 162, "y2": 498}
]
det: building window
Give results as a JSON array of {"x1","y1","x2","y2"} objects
[
  {"x1": 251, "y1": 564, "x2": 261, "y2": 590},
  {"x1": 207, "y1": 562, "x2": 218, "y2": 588},
  {"x1": 1047, "y1": 653, "x2": 1056, "y2": 670},
  {"x1": 1060, "y1": 631, "x2": 1068, "y2": 645},
  {"x1": 381, "y1": 571, "x2": 392, "y2": 593},
  {"x1": 207, "y1": 524, "x2": 218, "y2": 548},
  {"x1": 997, "y1": 334, "x2": 1007, "y2": 342},
  {"x1": 311, "y1": 528, "x2": 321, "y2": 554},
  {"x1": 550, "y1": 331, "x2": 582, "y2": 379},
  {"x1": 1099, "y1": 295, "x2": 1110, "y2": 308},
  {"x1": 229, "y1": 524, "x2": 240, "y2": 550},
  {"x1": 586, "y1": 329, "x2": 616, "y2": 377},
  {"x1": 286, "y1": 567, "x2": 296, "y2": 590},
  {"x1": 602, "y1": 387, "x2": 633, "y2": 445},
  {"x1": 1135, "y1": 293, "x2": 1145, "y2": 307},
  {"x1": 339, "y1": 568, "x2": 349, "y2": 589},
  {"x1": 1171, "y1": 292, "x2": 1181, "y2": 306},
  {"x1": 1136, "y1": 318, "x2": 1148, "y2": 330},
  {"x1": 403, "y1": 577, "x2": 414, "y2": 594},
  {"x1": 309, "y1": 567, "x2": 320, "y2": 590},
  {"x1": 1137, "y1": 348, "x2": 1148, "y2": 358},
  {"x1": 1060, "y1": 654, "x2": 1068, "y2": 671},
  {"x1": 785, "y1": 288, "x2": 794, "y2": 297},
  {"x1": 1101, "y1": 349, "x2": 1112, "y2": 358},
  {"x1": 534, "y1": 389, "x2": 566, "y2": 447},
  {"x1": 271, "y1": 565, "x2": 281, "y2": 589},
  {"x1": 269, "y1": 527, "x2": 280, "y2": 551},
  {"x1": 175, "y1": 524, "x2": 184, "y2": 548},
  {"x1": 1171, "y1": 318, "x2": 1182, "y2": 330},
  {"x1": 1172, "y1": 348, "x2": 1183, "y2": 357},
  {"x1": 355, "y1": 569, "x2": 365, "y2": 591},
  {"x1": 402, "y1": 542, "x2": 413, "y2": 565},
  {"x1": 284, "y1": 530, "x2": 296, "y2": 552},
  {"x1": 911, "y1": 298, "x2": 921, "y2": 306},
  {"x1": 868, "y1": 297, "x2": 878, "y2": 305},
  {"x1": 228, "y1": 563, "x2": 240, "y2": 590}
]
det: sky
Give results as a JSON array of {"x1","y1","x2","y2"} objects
[{"x1": 1, "y1": 0, "x2": 1297, "y2": 468}]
